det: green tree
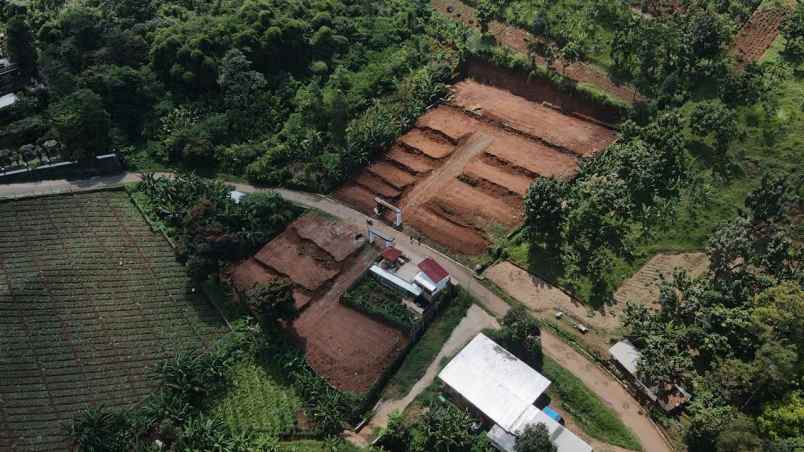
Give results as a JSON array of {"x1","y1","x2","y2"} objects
[
  {"x1": 217, "y1": 48, "x2": 268, "y2": 137},
  {"x1": 475, "y1": 0, "x2": 497, "y2": 35},
  {"x1": 49, "y1": 88, "x2": 111, "y2": 162},
  {"x1": 414, "y1": 402, "x2": 476, "y2": 452},
  {"x1": 781, "y1": 2, "x2": 804, "y2": 64},
  {"x1": 714, "y1": 414, "x2": 762, "y2": 452},
  {"x1": 757, "y1": 391, "x2": 804, "y2": 442},
  {"x1": 524, "y1": 177, "x2": 566, "y2": 248},
  {"x1": 245, "y1": 278, "x2": 297, "y2": 323},
  {"x1": 689, "y1": 100, "x2": 738, "y2": 153},
  {"x1": 515, "y1": 423, "x2": 556, "y2": 452},
  {"x1": 5, "y1": 15, "x2": 37, "y2": 79}
]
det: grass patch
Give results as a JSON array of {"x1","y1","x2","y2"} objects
[
  {"x1": 542, "y1": 356, "x2": 642, "y2": 451},
  {"x1": 277, "y1": 440, "x2": 362, "y2": 451},
  {"x1": 208, "y1": 358, "x2": 303, "y2": 436},
  {"x1": 381, "y1": 289, "x2": 473, "y2": 400}
]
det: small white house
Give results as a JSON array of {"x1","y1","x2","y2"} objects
[
  {"x1": 414, "y1": 257, "x2": 450, "y2": 298},
  {"x1": 439, "y1": 334, "x2": 593, "y2": 452}
]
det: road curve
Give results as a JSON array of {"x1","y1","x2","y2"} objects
[{"x1": 0, "y1": 173, "x2": 672, "y2": 452}]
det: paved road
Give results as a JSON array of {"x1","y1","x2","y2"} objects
[{"x1": 0, "y1": 174, "x2": 671, "y2": 452}]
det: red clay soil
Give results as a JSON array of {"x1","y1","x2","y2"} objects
[
  {"x1": 462, "y1": 157, "x2": 533, "y2": 196},
  {"x1": 334, "y1": 183, "x2": 380, "y2": 214},
  {"x1": 476, "y1": 122, "x2": 580, "y2": 178},
  {"x1": 354, "y1": 172, "x2": 401, "y2": 199},
  {"x1": 425, "y1": 179, "x2": 522, "y2": 230},
  {"x1": 462, "y1": 57, "x2": 623, "y2": 126},
  {"x1": 414, "y1": 107, "x2": 479, "y2": 144},
  {"x1": 398, "y1": 128, "x2": 457, "y2": 159},
  {"x1": 732, "y1": 6, "x2": 790, "y2": 68},
  {"x1": 292, "y1": 246, "x2": 407, "y2": 393},
  {"x1": 431, "y1": 0, "x2": 643, "y2": 104},
  {"x1": 292, "y1": 214, "x2": 366, "y2": 263},
  {"x1": 255, "y1": 229, "x2": 340, "y2": 292},
  {"x1": 366, "y1": 161, "x2": 417, "y2": 190},
  {"x1": 385, "y1": 145, "x2": 436, "y2": 174},
  {"x1": 405, "y1": 206, "x2": 490, "y2": 255},
  {"x1": 227, "y1": 258, "x2": 278, "y2": 292},
  {"x1": 293, "y1": 288, "x2": 314, "y2": 311},
  {"x1": 451, "y1": 80, "x2": 617, "y2": 156}
]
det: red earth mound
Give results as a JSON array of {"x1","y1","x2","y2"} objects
[
  {"x1": 292, "y1": 214, "x2": 365, "y2": 263},
  {"x1": 398, "y1": 128, "x2": 457, "y2": 159},
  {"x1": 366, "y1": 161, "x2": 417, "y2": 190},
  {"x1": 354, "y1": 172, "x2": 401, "y2": 199},
  {"x1": 335, "y1": 183, "x2": 382, "y2": 212},
  {"x1": 414, "y1": 107, "x2": 478, "y2": 144},
  {"x1": 385, "y1": 145, "x2": 436, "y2": 174},
  {"x1": 462, "y1": 157, "x2": 533, "y2": 196},
  {"x1": 227, "y1": 258, "x2": 278, "y2": 292},
  {"x1": 451, "y1": 80, "x2": 617, "y2": 156},
  {"x1": 255, "y1": 229, "x2": 340, "y2": 292},
  {"x1": 425, "y1": 180, "x2": 522, "y2": 231},
  {"x1": 406, "y1": 206, "x2": 490, "y2": 255}
]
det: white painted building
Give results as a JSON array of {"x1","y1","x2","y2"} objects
[{"x1": 439, "y1": 334, "x2": 593, "y2": 452}]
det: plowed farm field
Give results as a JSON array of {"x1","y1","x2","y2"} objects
[
  {"x1": 336, "y1": 79, "x2": 617, "y2": 256},
  {"x1": 0, "y1": 190, "x2": 225, "y2": 452},
  {"x1": 732, "y1": 5, "x2": 791, "y2": 68}
]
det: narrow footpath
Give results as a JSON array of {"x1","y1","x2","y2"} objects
[{"x1": 0, "y1": 173, "x2": 672, "y2": 452}]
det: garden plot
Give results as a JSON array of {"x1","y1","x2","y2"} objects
[
  {"x1": 336, "y1": 75, "x2": 616, "y2": 256},
  {"x1": 732, "y1": 5, "x2": 792, "y2": 68},
  {"x1": 227, "y1": 212, "x2": 409, "y2": 394},
  {"x1": 0, "y1": 190, "x2": 225, "y2": 452},
  {"x1": 614, "y1": 253, "x2": 709, "y2": 308}
]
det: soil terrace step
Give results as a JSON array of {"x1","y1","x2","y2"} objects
[
  {"x1": 366, "y1": 161, "x2": 417, "y2": 190},
  {"x1": 354, "y1": 172, "x2": 401, "y2": 199},
  {"x1": 398, "y1": 128, "x2": 456, "y2": 159},
  {"x1": 385, "y1": 145, "x2": 436, "y2": 174}
]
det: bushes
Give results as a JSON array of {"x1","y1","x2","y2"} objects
[
  {"x1": 342, "y1": 277, "x2": 417, "y2": 333},
  {"x1": 487, "y1": 305, "x2": 543, "y2": 370}
]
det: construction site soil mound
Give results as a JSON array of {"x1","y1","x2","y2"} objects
[
  {"x1": 399, "y1": 128, "x2": 457, "y2": 158},
  {"x1": 414, "y1": 108, "x2": 478, "y2": 144},
  {"x1": 463, "y1": 57, "x2": 625, "y2": 125},
  {"x1": 292, "y1": 214, "x2": 366, "y2": 263},
  {"x1": 255, "y1": 228, "x2": 340, "y2": 292},
  {"x1": 228, "y1": 257, "x2": 278, "y2": 292},
  {"x1": 462, "y1": 158, "x2": 532, "y2": 196},
  {"x1": 406, "y1": 207, "x2": 490, "y2": 255},
  {"x1": 335, "y1": 183, "x2": 381, "y2": 213},
  {"x1": 451, "y1": 80, "x2": 617, "y2": 156},
  {"x1": 732, "y1": 6, "x2": 789, "y2": 67},
  {"x1": 385, "y1": 146, "x2": 436, "y2": 174},
  {"x1": 354, "y1": 173, "x2": 401, "y2": 199},
  {"x1": 367, "y1": 161, "x2": 417, "y2": 190}
]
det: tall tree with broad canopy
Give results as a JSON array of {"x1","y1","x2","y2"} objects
[
  {"x1": 48, "y1": 88, "x2": 111, "y2": 163},
  {"x1": 515, "y1": 423, "x2": 557, "y2": 452},
  {"x1": 5, "y1": 15, "x2": 37, "y2": 79}
]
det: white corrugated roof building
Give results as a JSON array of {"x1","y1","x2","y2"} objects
[{"x1": 438, "y1": 334, "x2": 593, "y2": 452}]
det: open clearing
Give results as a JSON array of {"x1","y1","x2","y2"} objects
[
  {"x1": 613, "y1": 253, "x2": 709, "y2": 308},
  {"x1": 0, "y1": 190, "x2": 225, "y2": 451},
  {"x1": 228, "y1": 213, "x2": 408, "y2": 394},
  {"x1": 732, "y1": 5, "x2": 792, "y2": 68},
  {"x1": 336, "y1": 77, "x2": 615, "y2": 256}
]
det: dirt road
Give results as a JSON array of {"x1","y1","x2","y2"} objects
[{"x1": 0, "y1": 174, "x2": 671, "y2": 452}]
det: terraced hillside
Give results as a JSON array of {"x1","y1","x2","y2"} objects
[{"x1": 0, "y1": 190, "x2": 225, "y2": 451}]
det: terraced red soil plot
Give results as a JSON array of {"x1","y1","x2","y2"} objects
[
  {"x1": 255, "y1": 228, "x2": 340, "y2": 292},
  {"x1": 354, "y1": 173, "x2": 401, "y2": 199},
  {"x1": 475, "y1": 122, "x2": 579, "y2": 179},
  {"x1": 733, "y1": 6, "x2": 789, "y2": 67},
  {"x1": 425, "y1": 180, "x2": 522, "y2": 230},
  {"x1": 292, "y1": 214, "x2": 365, "y2": 263},
  {"x1": 0, "y1": 191, "x2": 224, "y2": 452},
  {"x1": 451, "y1": 80, "x2": 616, "y2": 156},
  {"x1": 399, "y1": 128, "x2": 457, "y2": 158},
  {"x1": 385, "y1": 145, "x2": 436, "y2": 174},
  {"x1": 414, "y1": 107, "x2": 478, "y2": 144},
  {"x1": 228, "y1": 257, "x2": 278, "y2": 291},
  {"x1": 461, "y1": 157, "x2": 533, "y2": 196},
  {"x1": 366, "y1": 161, "x2": 417, "y2": 190},
  {"x1": 406, "y1": 207, "x2": 489, "y2": 255},
  {"x1": 335, "y1": 183, "x2": 382, "y2": 212}
]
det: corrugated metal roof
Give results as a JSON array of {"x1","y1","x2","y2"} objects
[
  {"x1": 609, "y1": 340, "x2": 640, "y2": 375},
  {"x1": 414, "y1": 271, "x2": 437, "y2": 292},
  {"x1": 418, "y1": 257, "x2": 449, "y2": 282},
  {"x1": 488, "y1": 406, "x2": 593, "y2": 452},
  {"x1": 381, "y1": 247, "x2": 402, "y2": 262},
  {"x1": 438, "y1": 334, "x2": 551, "y2": 431}
]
